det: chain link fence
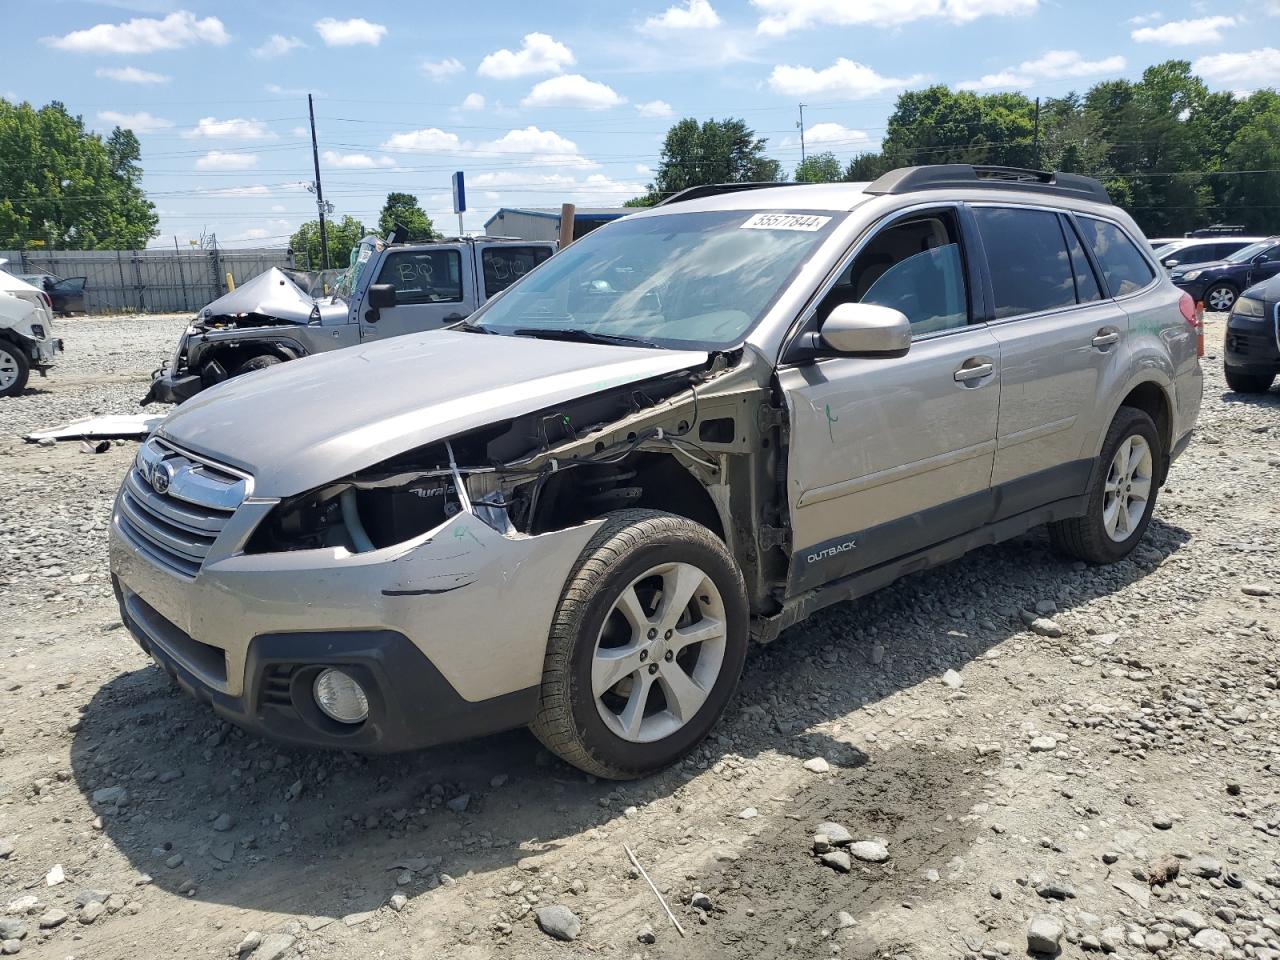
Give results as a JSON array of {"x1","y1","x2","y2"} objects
[{"x1": 0, "y1": 247, "x2": 295, "y2": 315}]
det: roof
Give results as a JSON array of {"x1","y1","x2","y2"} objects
[{"x1": 484, "y1": 206, "x2": 630, "y2": 224}]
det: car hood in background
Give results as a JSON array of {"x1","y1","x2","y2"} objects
[
  {"x1": 197, "y1": 267, "x2": 320, "y2": 324},
  {"x1": 159, "y1": 330, "x2": 709, "y2": 497},
  {"x1": 1173, "y1": 259, "x2": 1233, "y2": 277}
]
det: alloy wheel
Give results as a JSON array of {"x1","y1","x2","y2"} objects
[
  {"x1": 0, "y1": 347, "x2": 19, "y2": 392},
  {"x1": 592, "y1": 561, "x2": 727, "y2": 743},
  {"x1": 1102, "y1": 434, "x2": 1153, "y2": 543},
  {"x1": 1206, "y1": 286, "x2": 1236, "y2": 312}
]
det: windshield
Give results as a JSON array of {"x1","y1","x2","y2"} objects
[
  {"x1": 1152, "y1": 242, "x2": 1187, "y2": 258},
  {"x1": 1227, "y1": 239, "x2": 1276, "y2": 263},
  {"x1": 472, "y1": 209, "x2": 843, "y2": 349},
  {"x1": 331, "y1": 236, "x2": 382, "y2": 301}
]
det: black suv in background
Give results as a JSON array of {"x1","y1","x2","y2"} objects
[
  {"x1": 1224, "y1": 273, "x2": 1280, "y2": 394},
  {"x1": 1170, "y1": 237, "x2": 1280, "y2": 313}
]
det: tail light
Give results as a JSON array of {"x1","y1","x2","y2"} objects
[
  {"x1": 1178, "y1": 293, "x2": 1204, "y2": 357},
  {"x1": 39, "y1": 292, "x2": 52, "y2": 313}
]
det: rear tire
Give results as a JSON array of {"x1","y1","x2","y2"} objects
[
  {"x1": 1224, "y1": 367, "x2": 1275, "y2": 394},
  {"x1": 0, "y1": 342, "x2": 31, "y2": 397},
  {"x1": 233, "y1": 354, "x2": 282, "y2": 376},
  {"x1": 1049, "y1": 407, "x2": 1161, "y2": 564},
  {"x1": 1204, "y1": 282, "x2": 1238, "y2": 313},
  {"x1": 531, "y1": 509, "x2": 749, "y2": 780}
]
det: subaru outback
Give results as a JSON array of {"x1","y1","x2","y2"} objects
[{"x1": 109, "y1": 164, "x2": 1202, "y2": 779}]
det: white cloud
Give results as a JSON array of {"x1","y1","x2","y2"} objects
[
  {"x1": 522, "y1": 74, "x2": 625, "y2": 110},
  {"x1": 381, "y1": 127, "x2": 465, "y2": 152},
  {"x1": 253, "y1": 34, "x2": 305, "y2": 57},
  {"x1": 635, "y1": 163, "x2": 654, "y2": 175},
  {"x1": 185, "y1": 116, "x2": 276, "y2": 139},
  {"x1": 790, "y1": 121, "x2": 870, "y2": 147},
  {"x1": 461, "y1": 92, "x2": 486, "y2": 110},
  {"x1": 753, "y1": 0, "x2": 1036, "y2": 35},
  {"x1": 95, "y1": 65, "x2": 168, "y2": 84},
  {"x1": 44, "y1": 10, "x2": 229, "y2": 54},
  {"x1": 644, "y1": 0, "x2": 722, "y2": 29},
  {"x1": 480, "y1": 126, "x2": 597, "y2": 167},
  {"x1": 472, "y1": 171, "x2": 576, "y2": 187},
  {"x1": 422, "y1": 57, "x2": 465, "y2": 79},
  {"x1": 577, "y1": 174, "x2": 648, "y2": 204},
  {"x1": 636, "y1": 99, "x2": 674, "y2": 117},
  {"x1": 271, "y1": 204, "x2": 287, "y2": 212},
  {"x1": 321, "y1": 150, "x2": 396, "y2": 169},
  {"x1": 97, "y1": 110, "x2": 172, "y2": 132},
  {"x1": 477, "y1": 32, "x2": 574, "y2": 78},
  {"x1": 267, "y1": 84, "x2": 314, "y2": 98},
  {"x1": 1126, "y1": 11, "x2": 1163, "y2": 25},
  {"x1": 1132, "y1": 16, "x2": 1236, "y2": 44},
  {"x1": 768, "y1": 58, "x2": 923, "y2": 99},
  {"x1": 238, "y1": 228, "x2": 271, "y2": 241},
  {"x1": 1192, "y1": 47, "x2": 1280, "y2": 88},
  {"x1": 957, "y1": 49, "x2": 1126, "y2": 90},
  {"x1": 205, "y1": 185, "x2": 271, "y2": 197},
  {"x1": 314, "y1": 17, "x2": 386, "y2": 47},
  {"x1": 195, "y1": 151, "x2": 259, "y2": 171}
]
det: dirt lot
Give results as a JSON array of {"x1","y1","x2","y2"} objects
[{"x1": 0, "y1": 312, "x2": 1277, "y2": 960}]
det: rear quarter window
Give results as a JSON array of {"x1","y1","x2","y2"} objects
[{"x1": 1076, "y1": 217, "x2": 1155, "y2": 297}]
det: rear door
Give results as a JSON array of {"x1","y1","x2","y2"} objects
[
  {"x1": 976, "y1": 205, "x2": 1133, "y2": 507},
  {"x1": 779, "y1": 204, "x2": 1001, "y2": 594},
  {"x1": 358, "y1": 243, "x2": 475, "y2": 340},
  {"x1": 475, "y1": 242, "x2": 555, "y2": 300}
]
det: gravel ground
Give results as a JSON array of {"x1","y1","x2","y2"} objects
[{"x1": 0, "y1": 312, "x2": 1276, "y2": 960}]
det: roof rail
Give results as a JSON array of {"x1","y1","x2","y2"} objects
[
  {"x1": 655, "y1": 182, "x2": 789, "y2": 206},
  {"x1": 865, "y1": 164, "x2": 1110, "y2": 204}
]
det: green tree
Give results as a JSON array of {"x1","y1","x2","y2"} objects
[
  {"x1": 631, "y1": 117, "x2": 784, "y2": 203},
  {"x1": 0, "y1": 98, "x2": 157, "y2": 248},
  {"x1": 290, "y1": 215, "x2": 367, "y2": 270},
  {"x1": 842, "y1": 152, "x2": 899, "y2": 182},
  {"x1": 377, "y1": 192, "x2": 436, "y2": 240},
  {"x1": 794, "y1": 151, "x2": 842, "y2": 183},
  {"x1": 880, "y1": 85, "x2": 1037, "y2": 168},
  {"x1": 1221, "y1": 94, "x2": 1280, "y2": 231}
]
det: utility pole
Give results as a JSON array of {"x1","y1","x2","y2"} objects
[
  {"x1": 797, "y1": 103, "x2": 807, "y2": 171},
  {"x1": 1033, "y1": 97, "x2": 1042, "y2": 170},
  {"x1": 307, "y1": 93, "x2": 330, "y2": 271}
]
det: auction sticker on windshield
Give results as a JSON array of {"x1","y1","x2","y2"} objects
[{"x1": 740, "y1": 213, "x2": 831, "y2": 231}]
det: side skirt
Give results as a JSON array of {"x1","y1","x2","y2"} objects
[{"x1": 753, "y1": 493, "x2": 1088, "y2": 645}]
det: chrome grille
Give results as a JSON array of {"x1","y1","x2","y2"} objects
[{"x1": 117, "y1": 438, "x2": 248, "y2": 578}]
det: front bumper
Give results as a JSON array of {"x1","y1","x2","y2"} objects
[
  {"x1": 1224, "y1": 308, "x2": 1280, "y2": 376},
  {"x1": 109, "y1": 491, "x2": 602, "y2": 753},
  {"x1": 141, "y1": 369, "x2": 204, "y2": 406}
]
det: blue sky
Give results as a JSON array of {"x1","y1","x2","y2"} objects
[{"x1": 5, "y1": 0, "x2": 1279, "y2": 249}]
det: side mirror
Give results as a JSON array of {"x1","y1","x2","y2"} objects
[
  {"x1": 367, "y1": 283, "x2": 397, "y2": 309},
  {"x1": 819, "y1": 302, "x2": 912, "y2": 357},
  {"x1": 1253, "y1": 254, "x2": 1270, "y2": 265},
  {"x1": 1163, "y1": 259, "x2": 1179, "y2": 268}
]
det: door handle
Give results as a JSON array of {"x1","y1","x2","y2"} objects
[
  {"x1": 954, "y1": 360, "x2": 994, "y2": 383},
  {"x1": 1092, "y1": 329, "x2": 1120, "y2": 348}
]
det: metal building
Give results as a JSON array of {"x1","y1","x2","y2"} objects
[{"x1": 483, "y1": 207, "x2": 629, "y2": 242}]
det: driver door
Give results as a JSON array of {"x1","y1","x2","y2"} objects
[
  {"x1": 777, "y1": 206, "x2": 1001, "y2": 594},
  {"x1": 359, "y1": 244, "x2": 474, "y2": 340}
]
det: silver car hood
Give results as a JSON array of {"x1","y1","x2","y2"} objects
[
  {"x1": 159, "y1": 330, "x2": 709, "y2": 497},
  {"x1": 198, "y1": 267, "x2": 317, "y2": 324}
]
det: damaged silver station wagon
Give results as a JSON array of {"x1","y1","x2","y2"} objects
[{"x1": 109, "y1": 165, "x2": 1202, "y2": 779}]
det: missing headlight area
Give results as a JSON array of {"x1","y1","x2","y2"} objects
[{"x1": 246, "y1": 354, "x2": 758, "y2": 556}]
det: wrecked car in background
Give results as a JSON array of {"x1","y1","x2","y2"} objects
[
  {"x1": 0, "y1": 265, "x2": 63, "y2": 397},
  {"x1": 142, "y1": 235, "x2": 555, "y2": 405},
  {"x1": 110, "y1": 166, "x2": 1201, "y2": 780}
]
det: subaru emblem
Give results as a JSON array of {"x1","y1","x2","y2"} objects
[{"x1": 151, "y1": 462, "x2": 174, "y2": 496}]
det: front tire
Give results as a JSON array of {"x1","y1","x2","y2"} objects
[
  {"x1": 233, "y1": 354, "x2": 282, "y2": 376},
  {"x1": 0, "y1": 342, "x2": 31, "y2": 397},
  {"x1": 1204, "y1": 282, "x2": 1238, "y2": 313},
  {"x1": 1049, "y1": 407, "x2": 1161, "y2": 564},
  {"x1": 1224, "y1": 366, "x2": 1275, "y2": 394},
  {"x1": 531, "y1": 509, "x2": 749, "y2": 780}
]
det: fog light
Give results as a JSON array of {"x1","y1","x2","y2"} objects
[{"x1": 313, "y1": 668, "x2": 369, "y2": 724}]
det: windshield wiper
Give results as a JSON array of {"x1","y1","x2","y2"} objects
[
  {"x1": 512, "y1": 327, "x2": 659, "y2": 349},
  {"x1": 452, "y1": 320, "x2": 494, "y2": 334}
]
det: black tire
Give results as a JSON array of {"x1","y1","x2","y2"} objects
[
  {"x1": 530, "y1": 509, "x2": 749, "y2": 780},
  {"x1": 1224, "y1": 366, "x2": 1275, "y2": 394},
  {"x1": 0, "y1": 341, "x2": 31, "y2": 398},
  {"x1": 1203, "y1": 282, "x2": 1238, "y2": 313},
  {"x1": 233, "y1": 354, "x2": 282, "y2": 376},
  {"x1": 1049, "y1": 407, "x2": 1161, "y2": 564}
]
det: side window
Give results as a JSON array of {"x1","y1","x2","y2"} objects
[
  {"x1": 482, "y1": 245, "x2": 553, "y2": 297},
  {"x1": 375, "y1": 250, "x2": 463, "y2": 304},
  {"x1": 974, "y1": 207, "x2": 1076, "y2": 319},
  {"x1": 816, "y1": 211, "x2": 970, "y2": 336},
  {"x1": 1076, "y1": 217, "x2": 1156, "y2": 297},
  {"x1": 1061, "y1": 217, "x2": 1102, "y2": 303}
]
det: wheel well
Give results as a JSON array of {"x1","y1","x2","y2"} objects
[
  {"x1": 529, "y1": 452, "x2": 724, "y2": 541},
  {"x1": 1120, "y1": 381, "x2": 1172, "y2": 466}
]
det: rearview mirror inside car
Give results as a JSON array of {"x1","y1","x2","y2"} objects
[{"x1": 819, "y1": 302, "x2": 912, "y2": 357}]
